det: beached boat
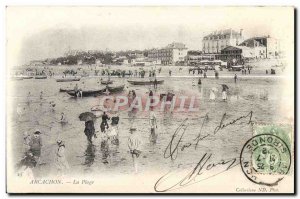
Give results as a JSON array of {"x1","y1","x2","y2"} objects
[
  {"x1": 107, "y1": 84, "x2": 125, "y2": 93},
  {"x1": 11, "y1": 77, "x2": 24, "y2": 81},
  {"x1": 56, "y1": 77, "x2": 81, "y2": 82},
  {"x1": 66, "y1": 88, "x2": 106, "y2": 97},
  {"x1": 229, "y1": 65, "x2": 244, "y2": 71},
  {"x1": 101, "y1": 80, "x2": 113, "y2": 85},
  {"x1": 127, "y1": 79, "x2": 164, "y2": 85},
  {"x1": 59, "y1": 88, "x2": 74, "y2": 92},
  {"x1": 35, "y1": 75, "x2": 47, "y2": 79},
  {"x1": 22, "y1": 76, "x2": 34, "y2": 79}
]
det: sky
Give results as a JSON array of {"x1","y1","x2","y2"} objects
[{"x1": 6, "y1": 6, "x2": 294, "y2": 66}]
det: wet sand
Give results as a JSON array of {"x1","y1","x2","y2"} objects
[{"x1": 7, "y1": 65, "x2": 289, "y2": 178}]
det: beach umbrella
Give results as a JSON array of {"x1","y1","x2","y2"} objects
[
  {"x1": 221, "y1": 84, "x2": 229, "y2": 90},
  {"x1": 79, "y1": 112, "x2": 96, "y2": 122}
]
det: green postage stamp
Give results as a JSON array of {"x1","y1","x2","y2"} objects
[{"x1": 240, "y1": 124, "x2": 293, "y2": 186}]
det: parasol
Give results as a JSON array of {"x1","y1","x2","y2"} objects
[
  {"x1": 221, "y1": 84, "x2": 229, "y2": 90},
  {"x1": 79, "y1": 112, "x2": 96, "y2": 122}
]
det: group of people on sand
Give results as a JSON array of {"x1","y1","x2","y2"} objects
[
  {"x1": 189, "y1": 68, "x2": 206, "y2": 75},
  {"x1": 209, "y1": 88, "x2": 228, "y2": 101},
  {"x1": 241, "y1": 68, "x2": 251, "y2": 75},
  {"x1": 18, "y1": 130, "x2": 70, "y2": 178},
  {"x1": 83, "y1": 111, "x2": 120, "y2": 145},
  {"x1": 82, "y1": 106, "x2": 158, "y2": 172}
]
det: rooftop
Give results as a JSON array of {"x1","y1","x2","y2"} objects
[
  {"x1": 239, "y1": 36, "x2": 269, "y2": 47},
  {"x1": 221, "y1": 45, "x2": 251, "y2": 52},
  {"x1": 203, "y1": 29, "x2": 243, "y2": 39},
  {"x1": 165, "y1": 42, "x2": 187, "y2": 49}
]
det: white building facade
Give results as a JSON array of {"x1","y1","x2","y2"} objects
[
  {"x1": 148, "y1": 42, "x2": 188, "y2": 65},
  {"x1": 202, "y1": 29, "x2": 244, "y2": 54}
]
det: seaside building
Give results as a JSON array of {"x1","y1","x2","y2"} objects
[
  {"x1": 184, "y1": 50, "x2": 228, "y2": 65},
  {"x1": 30, "y1": 60, "x2": 46, "y2": 66},
  {"x1": 219, "y1": 45, "x2": 266, "y2": 63},
  {"x1": 238, "y1": 36, "x2": 280, "y2": 58},
  {"x1": 219, "y1": 35, "x2": 280, "y2": 62},
  {"x1": 202, "y1": 29, "x2": 244, "y2": 54},
  {"x1": 148, "y1": 42, "x2": 188, "y2": 65}
]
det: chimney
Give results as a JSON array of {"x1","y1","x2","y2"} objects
[{"x1": 240, "y1": 29, "x2": 243, "y2": 36}]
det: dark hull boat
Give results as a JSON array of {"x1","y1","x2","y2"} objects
[
  {"x1": 56, "y1": 77, "x2": 81, "y2": 82},
  {"x1": 127, "y1": 80, "x2": 164, "y2": 85},
  {"x1": 59, "y1": 88, "x2": 74, "y2": 92},
  {"x1": 101, "y1": 80, "x2": 113, "y2": 85},
  {"x1": 35, "y1": 76, "x2": 47, "y2": 79},
  {"x1": 67, "y1": 88, "x2": 105, "y2": 97},
  {"x1": 107, "y1": 84, "x2": 125, "y2": 93},
  {"x1": 22, "y1": 76, "x2": 34, "y2": 79}
]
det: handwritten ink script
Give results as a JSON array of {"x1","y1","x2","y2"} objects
[{"x1": 156, "y1": 111, "x2": 253, "y2": 192}]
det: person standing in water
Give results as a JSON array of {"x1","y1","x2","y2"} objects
[
  {"x1": 198, "y1": 78, "x2": 202, "y2": 85},
  {"x1": 27, "y1": 92, "x2": 32, "y2": 106},
  {"x1": 153, "y1": 78, "x2": 158, "y2": 89},
  {"x1": 222, "y1": 87, "x2": 228, "y2": 102},
  {"x1": 74, "y1": 83, "x2": 79, "y2": 97},
  {"x1": 39, "y1": 91, "x2": 43, "y2": 100},
  {"x1": 54, "y1": 140, "x2": 70, "y2": 175},
  {"x1": 23, "y1": 131, "x2": 31, "y2": 153},
  {"x1": 234, "y1": 74, "x2": 238, "y2": 83},
  {"x1": 101, "y1": 112, "x2": 110, "y2": 129},
  {"x1": 215, "y1": 70, "x2": 219, "y2": 79},
  {"x1": 60, "y1": 112, "x2": 67, "y2": 124},
  {"x1": 127, "y1": 128, "x2": 142, "y2": 173},
  {"x1": 209, "y1": 89, "x2": 216, "y2": 101},
  {"x1": 84, "y1": 118, "x2": 95, "y2": 143},
  {"x1": 149, "y1": 111, "x2": 157, "y2": 143},
  {"x1": 29, "y1": 131, "x2": 43, "y2": 164}
]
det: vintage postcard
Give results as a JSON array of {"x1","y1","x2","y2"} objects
[{"x1": 6, "y1": 6, "x2": 295, "y2": 193}]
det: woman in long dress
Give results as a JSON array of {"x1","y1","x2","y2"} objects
[
  {"x1": 209, "y1": 89, "x2": 216, "y2": 101},
  {"x1": 23, "y1": 131, "x2": 31, "y2": 153},
  {"x1": 54, "y1": 140, "x2": 70, "y2": 175},
  {"x1": 222, "y1": 86, "x2": 228, "y2": 101},
  {"x1": 108, "y1": 125, "x2": 119, "y2": 145},
  {"x1": 84, "y1": 118, "x2": 95, "y2": 143},
  {"x1": 149, "y1": 111, "x2": 157, "y2": 143},
  {"x1": 222, "y1": 90, "x2": 228, "y2": 101},
  {"x1": 127, "y1": 128, "x2": 142, "y2": 173},
  {"x1": 29, "y1": 131, "x2": 43, "y2": 164}
]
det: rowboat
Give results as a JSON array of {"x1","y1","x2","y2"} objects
[
  {"x1": 35, "y1": 76, "x2": 47, "y2": 79},
  {"x1": 22, "y1": 76, "x2": 33, "y2": 79},
  {"x1": 59, "y1": 88, "x2": 74, "y2": 92},
  {"x1": 101, "y1": 80, "x2": 113, "y2": 85},
  {"x1": 66, "y1": 88, "x2": 106, "y2": 97},
  {"x1": 107, "y1": 84, "x2": 125, "y2": 93},
  {"x1": 56, "y1": 77, "x2": 81, "y2": 82},
  {"x1": 11, "y1": 77, "x2": 24, "y2": 81},
  {"x1": 127, "y1": 79, "x2": 164, "y2": 85}
]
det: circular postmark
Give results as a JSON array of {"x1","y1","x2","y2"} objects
[{"x1": 240, "y1": 134, "x2": 291, "y2": 186}]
